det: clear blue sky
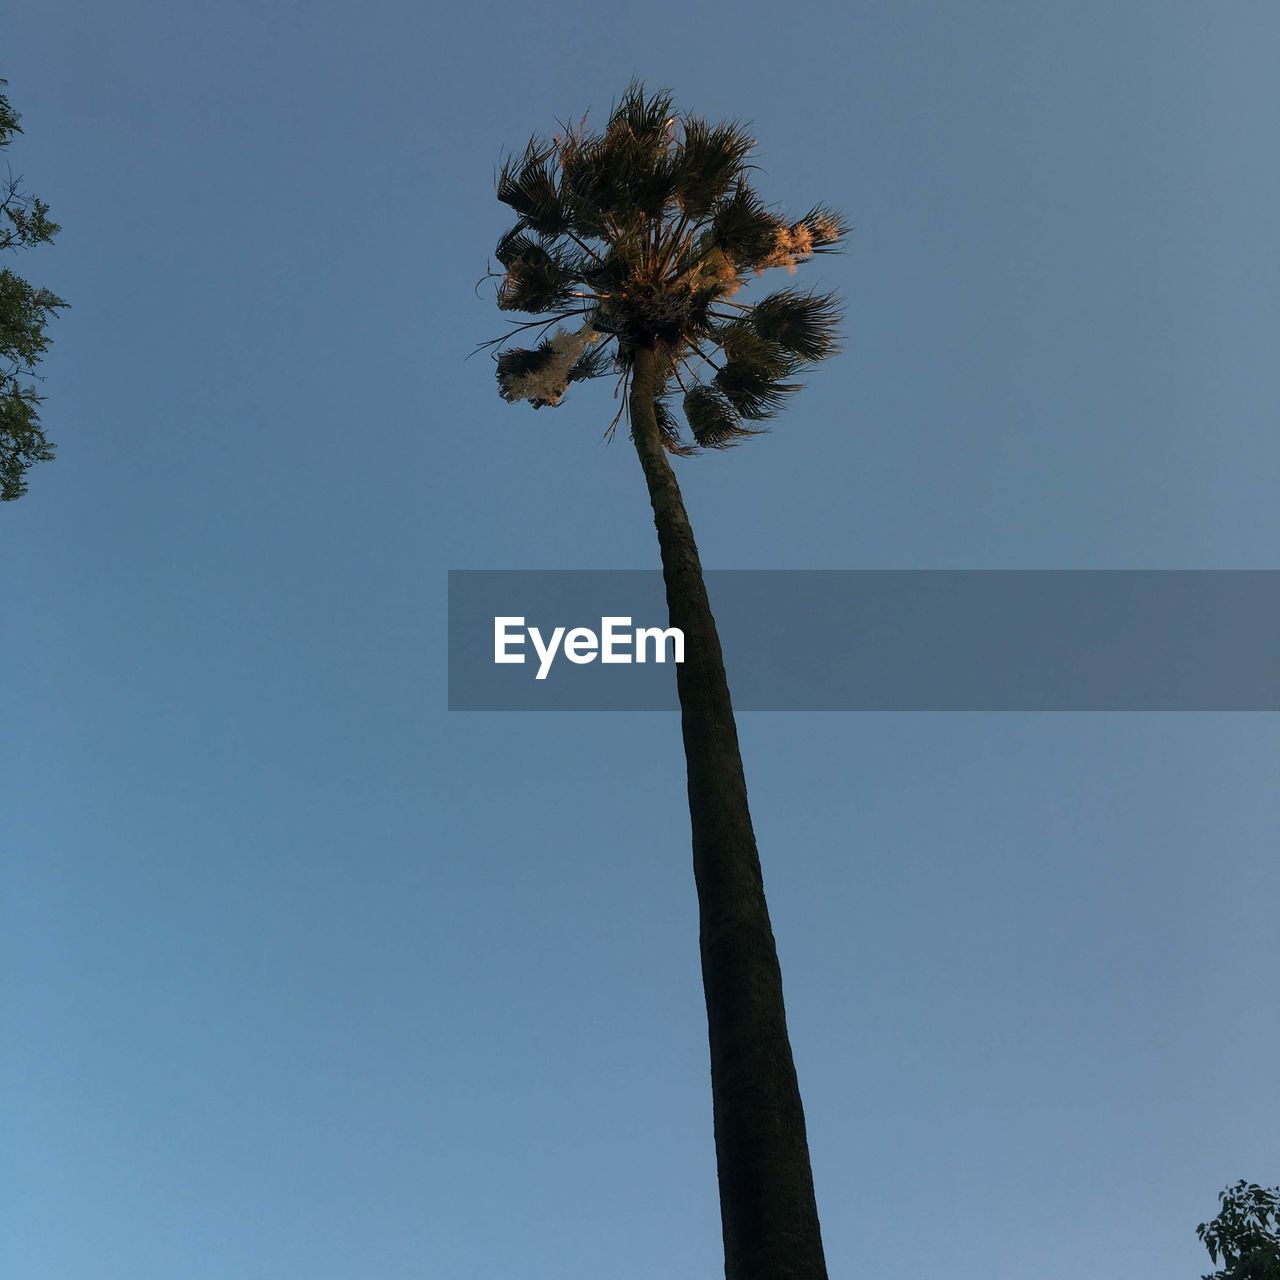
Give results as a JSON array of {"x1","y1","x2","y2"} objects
[{"x1": 3, "y1": 2, "x2": 1278, "y2": 1277}]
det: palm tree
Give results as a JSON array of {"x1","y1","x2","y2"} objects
[{"x1": 483, "y1": 82, "x2": 846, "y2": 1280}]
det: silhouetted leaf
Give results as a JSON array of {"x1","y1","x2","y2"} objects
[
  {"x1": 674, "y1": 118, "x2": 754, "y2": 219},
  {"x1": 683, "y1": 383, "x2": 758, "y2": 448},
  {"x1": 497, "y1": 140, "x2": 569, "y2": 235},
  {"x1": 746, "y1": 289, "x2": 842, "y2": 362}
]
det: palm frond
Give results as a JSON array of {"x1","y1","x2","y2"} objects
[
  {"x1": 607, "y1": 81, "x2": 675, "y2": 147},
  {"x1": 497, "y1": 245, "x2": 576, "y2": 313},
  {"x1": 682, "y1": 383, "x2": 759, "y2": 448},
  {"x1": 494, "y1": 226, "x2": 544, "y2": 267},
  {"x1": 712, "y1": 322, "x2": 801, "y2": 419},
  {"x1": 496, "y1": 325, "x2": 602, "y2": 407},
  {"x1": 497, "y1": 140, "x2": 569, "y2": 236},
  {"x1": 713, "y1": 367, "x2": 799, "y2": 420},
  {"x1": 496, "y1": 343, "x2": 559, "y2": 406},
  {"x1": 606, "y1": 131, "x2": 677, "y2": 222},
  {"x1": 673, "y1": 118, "x2": 755, "y2": 219},
  {"x1": 745, "y1": 289, "x2": 842, "y2": 362},
  {"x1": 557, "y1": 133, "x2": 600, "y2": 228},
  {"x1": 793, "y1": 204, "x2": 850, "y2": 252},
  {"x1": 716, "y1": 322, "x2": 796, "y2": 377},
  {"x1": 627, "y1": 144, "x2": 679, "y2": 220},
  {"x1": 706, "y1": 182, "x2": 784, "y2": 270}
]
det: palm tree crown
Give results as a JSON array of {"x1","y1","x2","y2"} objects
[{"x1": 485, "y1": 82, "x2": 848, "y2": 452}]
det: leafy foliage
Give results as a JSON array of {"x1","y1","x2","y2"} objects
[
  {"x1": 1198, "y1": 1182, "x2": 1280, "y2": 1280},
  {"x1": 705, "y1": 181, "x2": 784, "y2": 270},
  {"x1": 1, "y1": 78, "x2": 66, "y2": 501},
  {"x1": 483, "y1": 81, "x2": 847, "y2": 454},
  {"x1": 713, "y1": 323, "x2": 800, "y2": 421},
  {"x1": 683, "y1": 383, "x2": 758, "y2": 449},
  {"x1": 496, "y1": 242, "x2": 576, "y2": 313},
  {"x1": 673, "y1": 120, "x2": 755, "y2": 220},
  {"x1": 748, "y1": 289, "x2": 842, "y2": 362}
]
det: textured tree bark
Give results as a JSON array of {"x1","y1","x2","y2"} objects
[{"x1": 628, "y1": 345, "x2": 828, "y2": 1280}]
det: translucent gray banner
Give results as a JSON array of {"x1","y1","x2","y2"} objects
[{"x1": 447, "y1": 571, "x2": 1279, "y2": 711}]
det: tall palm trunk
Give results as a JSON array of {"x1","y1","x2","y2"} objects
[{"x1": 628, "y1": 345, "x2": 828, "y2": 1280}]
